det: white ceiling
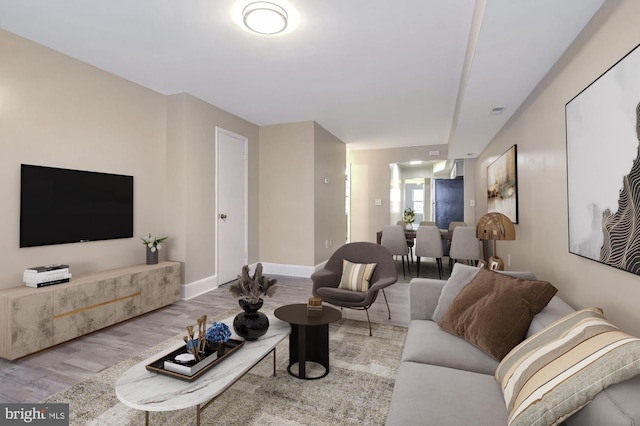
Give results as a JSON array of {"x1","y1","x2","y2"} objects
[{"x1": 0, "y1": 0, "x2": 605, "y2": 158}]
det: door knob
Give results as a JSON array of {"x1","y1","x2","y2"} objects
[{"x1": 220, "y1": 213, "x2": 227, "y2": 219}]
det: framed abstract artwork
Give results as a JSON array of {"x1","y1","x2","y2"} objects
[
  {"x1": 566, "y1": 42, "x2": 640, "y2": 275},
  {"x1": 487, "y1": 145, "x2": 518, "y2": 224}
]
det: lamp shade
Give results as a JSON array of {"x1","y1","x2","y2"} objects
[{"x1": 476, "y1": 212, "x2": 515, "y2": 241}]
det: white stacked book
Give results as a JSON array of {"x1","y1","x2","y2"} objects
[
  {"x1": 163, "y1": 352, "x2": 220, "y2": 376},
  {"x1": 23, "y1": 264, "x2": 72, "y2": 288}
]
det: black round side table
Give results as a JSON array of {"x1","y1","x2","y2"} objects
[{"x1": 274, "y1": 303, "x2": 342, "y2": 380}]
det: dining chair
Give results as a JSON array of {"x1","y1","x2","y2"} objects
[
  {"x1": 448, "y1": 226, "x2": 480, "y2": 272},
  {"x1": 419, "y1": 221, "x2": 437, "y2": 226},
  {"x1": 396, "y1": 221, "x2": 415, "y2": 265},
  {"x1": 381, "y1": 225, "x2": 410, "y2": 278},
  {"x1": 415, "y1": 226, "x2": 444, "y2": 279},
  {"x1": 448, "y1": 221, "x2": 467, "y2": 231},
  {"x1": 445, "y1": 221, "x2": 467, "y2": 256}
]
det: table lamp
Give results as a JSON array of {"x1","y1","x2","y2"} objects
[{"x1": 476, "y1": 212, "x2": 516, "y2": 270}]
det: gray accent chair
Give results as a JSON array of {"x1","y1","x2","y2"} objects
[
  {"x1": 311, "y1": 242, "x2": 398, "y2": 336},
  {"x1": 415, "y1": 225, "x2": 444, "y2": 279},
  {"x1": 381, "y1": 225, "x2": 410, "y2": 278}
]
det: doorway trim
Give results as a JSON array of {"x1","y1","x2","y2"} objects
[{"x1": 215, "y1": 126, "x2": 249, "y2": 286}]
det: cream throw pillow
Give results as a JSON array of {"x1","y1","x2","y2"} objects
[
  {"x1": 338, "y1": 260, "x2": 376, "y2": 292},
  {"x1": 496, "y1": 307, "x2": 640, "y2": 426}
]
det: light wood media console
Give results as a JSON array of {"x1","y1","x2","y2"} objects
[{"x1": 0, "y1": 261, "x2": 181, "y2": 360}]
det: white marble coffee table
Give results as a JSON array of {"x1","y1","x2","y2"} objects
[{"x1": 115, "y1": 314, "x2": 289, "y2": 426}]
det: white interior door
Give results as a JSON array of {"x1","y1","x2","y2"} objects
[{"x1": 216, "y1": 127, "x2": 247, "y2": 285}]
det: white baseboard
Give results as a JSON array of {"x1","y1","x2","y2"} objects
[
  {"x1": 181, "y1": 261, "x2": 330, "y2": 300},
  {"x1": 254, "y1": 261, "x2": 327, "y2": 277},
  {"x1": 181, "y1": 274, "x2": 218, "y2": 300}
]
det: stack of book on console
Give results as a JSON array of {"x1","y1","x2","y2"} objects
[{"x1": 23, "y1": 264, "x2": 71, "y2": 288}]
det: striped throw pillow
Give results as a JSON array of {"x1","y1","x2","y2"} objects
[
  {"x1": 495, "y1": 307, "x2": 640, "y2": 426},
  {"x1": 338, "y1": 260, "x2": 376, "y2": 292}
]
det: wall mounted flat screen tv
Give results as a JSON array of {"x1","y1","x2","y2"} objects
[{"x1": 20, "y1": 164, "x2": 134, "y2": 248}]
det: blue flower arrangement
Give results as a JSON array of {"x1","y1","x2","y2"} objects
[{"x1": 205, "y1": 322, "x2": 231, "y2": 343}]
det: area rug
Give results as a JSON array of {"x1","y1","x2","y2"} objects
[{"x1": 42, "y1": 314, "x2": 407, "y2": 425}]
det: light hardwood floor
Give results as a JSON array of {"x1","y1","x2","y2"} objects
[{"x1": 0, "y1": 259, "x2": 447, "y2": 403}]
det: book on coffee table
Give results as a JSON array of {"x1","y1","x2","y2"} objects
[
  {"x1": 146, "y1": 339, "x2": 244, "y2": 381},
  {"x1": 164, "y1": 351, "x2": 220, "y2": 376}
]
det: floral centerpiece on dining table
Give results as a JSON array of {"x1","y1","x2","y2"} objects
[{"x1": 403, "y1": 207, "x2": 416, "y2": 227}]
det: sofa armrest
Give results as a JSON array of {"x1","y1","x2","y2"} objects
[{"x1": 409, "y1": 278, "x2": 446, "y2": 320}]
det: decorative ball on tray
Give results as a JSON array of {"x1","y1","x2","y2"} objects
[
  {"x1": 205, "y1": 321, "x2": 231, "y2": 355},
  {"x1": 182, "y1": 315, "x2": 232, "y2": 362}
]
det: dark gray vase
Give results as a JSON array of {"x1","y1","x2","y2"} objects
[
  {"x1": 233, "y1": 298, "x2": 269, "y2": 341},
  {"x1": 146, "y1": 247, "x2": 158, "y2": 265}
]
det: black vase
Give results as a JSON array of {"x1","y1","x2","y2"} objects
[{"x1": 233, "y1": 298, "x2": 269, "y2": 341}]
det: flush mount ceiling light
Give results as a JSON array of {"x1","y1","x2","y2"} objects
[{"x1": 243, "y1": 2, "x2": 288, "y2": 35}]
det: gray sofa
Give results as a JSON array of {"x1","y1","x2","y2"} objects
[{"x1": 385, "y1": 273, "x2": 640, "y2": 425}]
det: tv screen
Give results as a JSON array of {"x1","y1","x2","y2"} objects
[{"x1": 20, "y1": 164, "x2": 134, "y2": 247}]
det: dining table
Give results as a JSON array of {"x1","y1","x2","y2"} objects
[{"x1": 376, "y1": 228, "x2": 452, "y2": 245}]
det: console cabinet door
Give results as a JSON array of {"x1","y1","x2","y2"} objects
[
  {"x1": 139, "y1": 264, "x2": 181, "y2": 312},
  {"x1": 10, "y1": 292, "x2": 53, "y2": 359},
  {"x1": 52, "y1": 279, "x2": 117, "y2": 345},
  {"x1": 114, "y1": 274, "x2": 142, "y2": 322}
]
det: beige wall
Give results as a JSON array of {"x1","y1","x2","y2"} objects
[
  {"x1": 259, "y1": 121, "x2": 346, "y2": 269},
  {"x1": 259, "y1": 122, "x2": 315, "y2": 266},
  {"x1": 1, "y1": 28, "x2": 347, "y2": 294},
  {"x1": 166, "y1": 94, "x2": 259, "y2": 287},
  {"x1": 0, "y1": 30, "x2": 262, "y2": 294},
  {"x1": 313, "y1": 122, "x2": 347, "y2": 265},
  {"x1": 475, "y1": 1, "x2": 640, "y2": 335},
  {"x1": 347, "y1": 145, "x2": 477, "y2": 242},
  {"x1": 0, "y1": 30, "x2": 167, "y2": 290}
]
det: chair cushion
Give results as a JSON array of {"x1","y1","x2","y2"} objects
[
  {"x1": 338, "y1": 260, "x2": 376, "y2": 292},
  {"x1": 438, "y1": 269, "x2": 557, "y2": 360},
  {"x1": 495, "y1": 307, "x2": 640, "y2": 426},
  {"x1": 315, "y1": 286, "x2": 367, "y2": 303}
]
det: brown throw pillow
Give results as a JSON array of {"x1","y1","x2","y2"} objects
[{"x1": 438, "y1": 268, "x2": 557, "y2": 360}]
